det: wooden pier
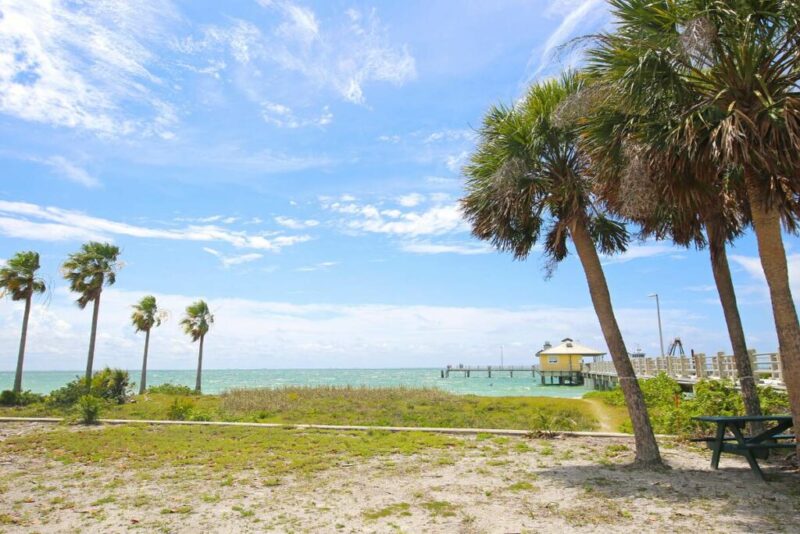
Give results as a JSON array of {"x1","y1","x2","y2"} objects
[{"x1": 441, "y1": 365, "x2": 536, "y2": 378}]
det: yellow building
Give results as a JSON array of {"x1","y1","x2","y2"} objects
[{"x1": 536, "y1": 338, "x2": 605, "y2": 385}]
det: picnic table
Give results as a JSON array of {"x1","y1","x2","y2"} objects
[{"x1": 692, "y1": 415, "x2": 795, "y2": 480}]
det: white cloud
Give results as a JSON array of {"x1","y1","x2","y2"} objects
[
  {"x1": 397, "y1": 193, "x2": 425, "y2": 208},
  {"x1": 730, "y1": 253, "x2": 800, "y2": 298},
  {"x1": 0, "y1": 200, "x2": 310, "y2": 252},
  {"x1": 296, "y1": 261, "x2": 338, "y2": 272},
  {"x1": 325, "y1": 200, "x2": 468, "y2": 237},
  {"x1": 400, "y1": 242, "x2": 492, "y2": 255},
  {"x1": 601, "y1": 243, "x2": 678, "y2": 265},
  {"x1": 203, "y1": 247, "x2": 263, "y2": 268},
  {"x1": 423, "y1": 129, "x2": 475, "y2": 144},
  {"x1": 261, "y1": 101, "x2": 333, "y2": 128},
  {"x1": 274, "y1": 216, "x2": 320, "y2": 229},
  {"x1": 39, "y1": 156, "x2": 100, "y2": 188},
  {"x1": 527, "y1": 0, "x2": 609, "y2": 80},
  {"x1": 0, "y1": 287, "x2": 735, "y2": 372},
  {"x1": 445, "y1": 151, "x2": 469, "y2": 173},
  {"x1": 0, "y1": 0, "x2": 179, "y2": 136}
]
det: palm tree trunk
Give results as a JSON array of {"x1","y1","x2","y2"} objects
[
  {"x1": 139, "y1": 329, "x2": 150, "y2": 395},
  {"x1": 706, "y1": 220, "x2": 762, "y2": 429},
  {"x1": 13, "y1": 294, "x2": 32, "y2": 394},
  {"x1": 85, "y1": 293, "x2": 101, "y2": 389},
  {"x1": 744, "y1": 171, "x2": 800, "y2": 460},
  {"x1": 570, "y1": 217, "x2": 663, "y2": 467},
  {"x1": 195, "y1": 334, "x2": 204, "y2": 393}
]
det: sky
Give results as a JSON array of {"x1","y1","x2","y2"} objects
[{"x1": 0, "y1": 0, "x2": 798, "y2": 371}]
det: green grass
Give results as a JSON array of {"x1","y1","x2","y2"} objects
[
  {"x1": 421, "y1": 500, "x2": 458, "y2": 517},
  {"x1": 0, "y1": 424, "x2": 463, "y2": 480},
  {"x1": 0, "y1": 386, "x2": 602, "y2": 431},
  {"x1": 362, "y1": 503, "x2": 412, "y2": 520}
]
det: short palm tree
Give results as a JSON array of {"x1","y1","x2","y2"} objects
[
  {"x1": 62, "y1": 242, "x2": 122, "y2": 386},
  {"x1": 587, "y1": 0, "x2": 800, "y2": 454},
  {"x1": 0, "y1": 251, "x2": 46, "y2": 393},
  {"x1": 181, "y1": 300, "x2": 213, "y2": 393},
  {"x1": 131, "y1": 295, "x2": 165, "y2": 395},
  {"x1": 461, "y1": 73, "x2": 662, "y2": 467}
]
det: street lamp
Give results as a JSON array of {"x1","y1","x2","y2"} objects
[{"x1": 648, "y1": 293, "x2": 665, "y2": 357}]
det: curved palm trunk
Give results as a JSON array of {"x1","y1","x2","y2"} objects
[
  {"x1": 570, "y1": 218, "x2": 663, "y2": 467},
  {"x1": 744, "y1": 172, "x2": 800, "y2": 460},
  {"x1": 706, "y1": 220, "x2": 762, "y2": 429},
  {"x1": 195, "y1": 334, "x2": 204, "y2": 393},
  {"x1": 139, "y1": 329, "x2": 150, "y2": 395},
  {"x1": 85, "y1": 293, "x2": 101, "y2": 389},
  {"x1": 13, "y1": 293, "x2": 32, "y2": 394}
]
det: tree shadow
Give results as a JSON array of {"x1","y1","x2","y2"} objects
[{"x1": 532, "y1": 458, "x2": 799, "y2": 529}]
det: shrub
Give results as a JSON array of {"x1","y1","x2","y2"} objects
[
  {"x1": 148, "y1": 383, "x2": 196, "y2": 396},
  {"x1": 167, "y1": 398, "x2": 195, "y2": 421},
  {"x1": 0, "y1": 390, "x2": 44, "y2": 406},
  {"x1": 48, "y1": 368, "x2": 132, "y2": 407},
  {"x1": 77, "y1": 395, "x2": 102, "y2": 424}
]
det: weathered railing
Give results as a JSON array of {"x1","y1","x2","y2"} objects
[{"x1": 582, "y1": 351, "x2": 784, "y2": 385}]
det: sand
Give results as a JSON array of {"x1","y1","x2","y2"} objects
[{"x1": 1, "y1": 422, "x2": 798, "y2": 533}]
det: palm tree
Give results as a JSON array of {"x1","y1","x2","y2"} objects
[
  {"x1": 62, "y1": 242, "x2": 122, "y2": 386},
  {"x1": 0, "y1": 251, "x2": 46, "y2": 393},
  {"x1": 579, "y1": 96, "x2": 764, "y2": 425},
  {"x1": 131, "y1": 295, "x2": 165, "y2": 395},
  {"x1": 181, "y1": 300, "x2": 213, "y2": 393},
  {"x1": 586, "y1": 0, "x2": 800, "y2": 456},
  {"x1": 460, "y1": 74, "x2": 662, "y2": 467}
]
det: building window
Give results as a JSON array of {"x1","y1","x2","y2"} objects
[{"x1": 548, "y1": 357, "x2": 558, "y2": 364}]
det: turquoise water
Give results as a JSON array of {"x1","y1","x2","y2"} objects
[{"x1": 0, "y1": 369, "x2": 591, "y2": 398}]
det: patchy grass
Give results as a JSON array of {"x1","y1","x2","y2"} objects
[
  {"x1": 1, "y1": 424, "x2": 463, "y2": 481},
  {"x1": 0, "y1": 387, "x2": 602, "y2": 431},
  {"x1": 362, "y1": 503, "x2": 412, "y2": 520},
  {"x1": 421, "y1": 500, "x2": 458, "y2": 518},
  {"x1": 507, "y1": 481, "x2": 536, "y2": 492}
]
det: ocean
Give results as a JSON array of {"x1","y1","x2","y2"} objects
[{"x1": 0, "y1": 368, "x2": 592, "y2": 398}]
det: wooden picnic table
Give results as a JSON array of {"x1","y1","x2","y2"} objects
[{"x1": 692, "y1": 415, "x2": 795, "y2": 480}]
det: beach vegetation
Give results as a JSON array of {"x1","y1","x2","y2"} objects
[
  {"x1": 147, "y1": 383, "x2": 196, "y2": 396},
  {"x1": 0, "y1": 389, "x2": 44, "y2": 406},
  {"x1": 61, "y1": 242, "x2": 122, "y2": 387},
  {"x1": 48, "y1": 368, "x2": 132, "y2": 407},
  {"x1": 460, "y1": 72, "x2": 661, "y2": 466},
  {"x1": 180, "y1": 300, "x2": 213, "y2": 393},
  {"x1": 77, "y1": 395, "x2": 102, "y2": 424},
  {"x1": 0, "y1": 251, "x2": 46, "y2": 394}
]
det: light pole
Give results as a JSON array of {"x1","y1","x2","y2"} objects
[{"x1": 648, "y1": 293, "x2": 665, "y2": 357}]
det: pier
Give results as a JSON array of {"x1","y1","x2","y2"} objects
[
  {"x1": 441, "y1": 365, "x2": 536, "y2": 378},
  {"x1": 441, "y1": 351, "x2": 786, "y2": 392}
]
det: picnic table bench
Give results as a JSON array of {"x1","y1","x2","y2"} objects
[{"x1": 692, "y1": 415, "x2": 795, "y2": 480}]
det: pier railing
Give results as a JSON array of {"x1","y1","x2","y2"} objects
[{"x1": 582, "y1": 351, "x2": 784, "y2": 385}]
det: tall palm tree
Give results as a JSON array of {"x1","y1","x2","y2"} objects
[
  {"x1": 579, "y1": 96, "x2": 764, "y2": 425},
  {"x1": 0, "y1": 251, "x2": 46, "y2": 393},
  {"x1": 62, "y1": 242, "x2": 122, "y2": 386},
  {"x1": 460, "y1": 74, "x2": 662, "y2": 467},
  {"x1": 181, "y1": 300, "x2": 213, "y2": 393},
  {"x1": 587, "y1": 0, "x2": 800, "y2": 456},
  {"x1": 131, "y1": 295, "x2": 165, "y2": 395}
]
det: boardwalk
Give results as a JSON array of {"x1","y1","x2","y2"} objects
[{"x1": 441, "y1": 365, "x2": 536, "y2": 378}]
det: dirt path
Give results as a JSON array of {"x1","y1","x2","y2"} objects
[{"x1": 583, "y1": 398, "x2": 618, "y2": 432}]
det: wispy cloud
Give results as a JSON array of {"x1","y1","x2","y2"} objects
[
  {"x1": 274, "y1": 216, "x2": 320, "y2": 230},
  {"x1": 296, "y1": 261, "x2": 338, "y2": 272},
  {"x1": 323, "y1": 199, "x2": 468, "y2": 238},
  {"x1": 400, "y1": 242, "x2": 491, "y2": 255},
  {"x1": 203, "y1": 247, "x2": 263, "y2": 268},
  {"x1": 0, "y1": 0, "x2": 179, "y2": 137},
  {"x1": 601, "y1": 243, "x2": 678, "y2": 265},
  {"x1": 261, "y1": 101, "x2": 333, "y2": 128},
  {"x1": 0, "y1": 200, "x2": 310, "y2": 252},
  {"x1": 39, "y1": 156, "x2": 100, "y2": 188}
]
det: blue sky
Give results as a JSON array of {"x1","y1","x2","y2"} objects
[{"x1": 0, "y1": 0, "x2": 797, "y2": 371}]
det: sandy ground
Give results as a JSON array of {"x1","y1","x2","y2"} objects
[{"x1": 1, "y1": 422, "x2": 798, "y2": 533}]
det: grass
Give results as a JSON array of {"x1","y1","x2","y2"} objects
[
  {"x1": 0, "y1": 386, "x2": 602, "y2": 432},
  {"x1": 362, "y1": 503, "x2": 412, "y2": 520},
  {"x1": 1, "y1": 424, "x2": 463, "y2": 480}
]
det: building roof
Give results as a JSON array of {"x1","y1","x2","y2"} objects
[{"x1": 538, "y1": 338, "x2": 605, "y2": 356}]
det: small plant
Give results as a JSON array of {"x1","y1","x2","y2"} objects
[
  {"x1": 77, "y1": 395, "x2": 102, "y2": 424},
  {"x1": 147, "y1": 383, "x2": 196, "y2": 396},
  {"x1": 167, "y1": 398, "x2": 195, "y2": 421},
  {"x1": 0, "y1": 389, "x2": 44, "y2": 406}
]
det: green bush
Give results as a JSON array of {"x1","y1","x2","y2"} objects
[
  {"x1": 592, "y1": 373, "x2": 791, "y2": 436},
  {"x1": 147, "y1": 383, "x2": 196, "y2": 396},
  {"x1": 167, "y1": 398, "x2": 195, "y2": 421},
  {"x1": 48, "y1": 368, "x2": 132, "y2": 407},
  {"x1": 77, "y1": 395, "x2": 102, "y2": 424},
  {"x1": 0, "y1": 389, "x2": 44, "y2": 406}
]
